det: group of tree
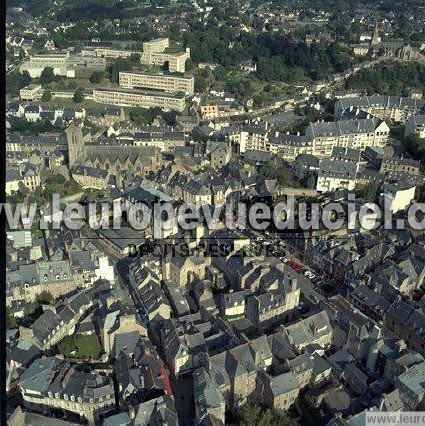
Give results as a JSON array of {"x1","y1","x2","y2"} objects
[
  {"x1": 260, "y1": 159, "x2": 301, "y2": 188},
  {"x1": 89, "y1": 70, "x2": 104, "y2": 84},
  {"x1": 9, "y1": 117, "x2": 61, "y2": 135},
  {"x1": 181, "y1": 18, "x2": 354, "y2": 83},
  {"x1": 129, "y1": 107, "x2": 177, "y2": 126},
  {"x1": 346, "y1": 62, "x2": 425, "y2": 96},
  {"x1": 237, "y1": 403, "x2": 298, "y2": 426},
  {"x1": 107, "y1": 58, "x2": 133, "y2": 83},
  {"x1": 36, "y1": 174, "x2": 80, "y2": 200}
]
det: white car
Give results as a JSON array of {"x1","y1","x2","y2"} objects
[
  {"x1": 304, "y1": 271, "x2": 316, "y2": 279},
  {"x1": 282, "y1": 257, "x2": 290, "y2": 263}
]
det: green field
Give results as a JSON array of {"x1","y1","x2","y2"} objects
[{"x1": 58, "y1": 334, "x2": 103, "y2": 360}]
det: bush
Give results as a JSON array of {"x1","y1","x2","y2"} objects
[{"x1": 36, "y1": 291, "x2": 54, "y2": 305}]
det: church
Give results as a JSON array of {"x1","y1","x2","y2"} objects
[{"x1": 66, "y1": 121, "x2": 162, "y2": 181}]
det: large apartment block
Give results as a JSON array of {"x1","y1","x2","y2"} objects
[
  {"x1": 28, "y1": 53, "x2": 69, "y2": 67},
  {"x1": 119, "y1": 71, "x2": 194, "y2": 95},
  {"x1": 141, "y1": 38, "x2": 190, "y2": 73},
  {"x1": 234, "y1": 118, "x2": 390, "y2": 161},
  {"x1": 20, "y1": 53, "x2": 75, "y2": 78},
  {"x1": 92, "y1": 88, "x2": 186, "y2": 111},
  {"x1": 335, "y1": 95, "x2": 425, "y2": 123},
  {"x1": 81, "y1": 46, "x2": 134, "y2": 59},
  {"x1": 143, "y1": 37, "x2": 170, "y2": 54}
]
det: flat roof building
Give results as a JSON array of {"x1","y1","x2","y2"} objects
[
  {"x1": 141, "y1": 38, "x2": 190, "y2": 73},
  {"x1": 92, "y1": 87, "x2": 186, "y2": 111},
  {"x1": 119, "y1": 71, "x2": 194, "y2": 95}
]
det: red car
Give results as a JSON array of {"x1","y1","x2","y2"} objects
[{"x1": 288, "y1": 260, "x2": 304, "y2": 271}]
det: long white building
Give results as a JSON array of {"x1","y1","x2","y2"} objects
[
  {"x1": 232, "y1": 118, "x2": 390, "y2": 161},
  {"x1": 92, "y1": 88, "x2": 186, "y2": 111},
  {"x1": 335, "y1": 95, "x2": 425, "y2": 123},
  {"x1": 119, "y1": 71, "x2": 194, "y2": 95}
]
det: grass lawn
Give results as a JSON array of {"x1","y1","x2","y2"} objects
[{"x1": 58, "y1": 334, "x2": 102, "y2": 360}]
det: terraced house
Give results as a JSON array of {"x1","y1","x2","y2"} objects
[{"x1": 19, "y1": 357, "x2": 115, "y2": 424}]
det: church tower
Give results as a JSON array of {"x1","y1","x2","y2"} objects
[{"x1": 65, "y1": 122, "x2": 85, "y2": 168}]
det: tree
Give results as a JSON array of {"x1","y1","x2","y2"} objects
[
  {"x1": 89, "y1": 70, "x2": 103, "y2": 84},
  {"x1": 108, "y1": 58, "x2": 133, "y2": 83},
  {"x1": 6, "y1": 70, "x2": 31, "y2": 96},
  {"x1": 129, "y1": 53, "x2": 141, "y2": 63},
  {"x1": 40, "y1": 67, "x2": 55, "y2": 84},
  {"x1": 41, "y1": 91, "x2": 52, "y2": 102},
  {"x1": 6, "y1": 307, "x2": 18, "y2": 329},
  {"x1": 185, "y1": 58, "x2": 195, "y2": 71},
  {"x1": 36, "y1": 291, "x2": 54, "y2": 305},
  {"x1": 403, "y1": 134, "x2": 425, "y2": 166},
  {"x1": 73, "y1": 88, "x2": 84, "y2": 103},
  {"x1": 163, "y1": 110, "x2": 177, "y2": 126},
  {"x1": 194, "y1": 76, "x2": 207, "y2": 93},
  {"x1": 357, "y1": 183, "x2": 380, "y2": 202}
]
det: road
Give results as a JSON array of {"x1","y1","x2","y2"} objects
[{"x1": 6, "y1": 58, "x2": 24, "y2": 76}]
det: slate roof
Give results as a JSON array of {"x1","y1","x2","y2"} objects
[
  {"x1": 284, "y1": 310, "x2": 332, "y2": 349},
  {"x1": 335, "y1": 95, "x2": 425, "y2": 113},
  {"x1": 269, "y1": 370, "x2": 299, "y2": 395},
  {"x1": 318, "y1": 159, "x2": 358, "y2": 180}
]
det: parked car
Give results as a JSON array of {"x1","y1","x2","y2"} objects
[
  {"x1": 310, "y1": 294, "x2": 320, "y2": 304},
  {"x1": 304, "y1": 270, "x2": 316, "y2": 280}
]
